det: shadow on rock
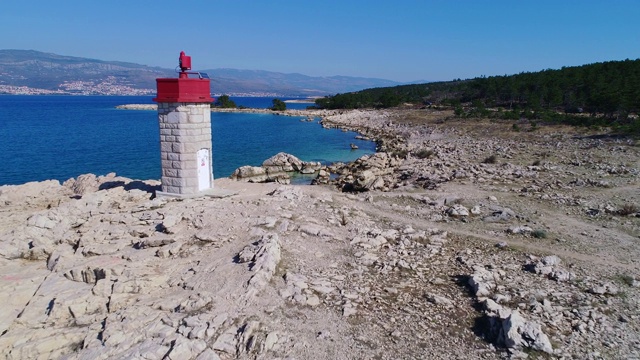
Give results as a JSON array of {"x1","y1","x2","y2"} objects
[
  {"x1": 452, "y1": 274, "x2": 495, "y2": 344},
  {"x1": 99, "y1": 180, "x2": 160, "y2": 194}
]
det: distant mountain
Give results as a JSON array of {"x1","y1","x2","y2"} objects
[
  {"x1": 206, "y1": 68, "x2": 401, "y2": 96},
  {"x1": 0, "y1": 50, "x2": 403, "y2": 96},
  {"x1": 0, "y1": 50, "x2": 170, "y2": 94}
]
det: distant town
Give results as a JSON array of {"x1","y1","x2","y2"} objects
[
  {"x1": 0, "y1": 76, "x2": 155, "y2": 96},
  {"x1": 0, "y1": 84, "x2": 292, "y2": 97},
  {"x1": 0, "y1": 82, "x2": 293, "y2": 97}
]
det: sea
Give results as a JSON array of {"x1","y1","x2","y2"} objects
[{"x1": 0, "y1": 96, "x2": 375, "y2": 186}]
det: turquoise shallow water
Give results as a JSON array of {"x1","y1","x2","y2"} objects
[{"x1": 0, "y1": 96, "x2": 375, "y2": 186}]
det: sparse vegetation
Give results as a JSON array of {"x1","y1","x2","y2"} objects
[
  {"x1": 616, "y1": 274, "x2": 635, "y2": 287},
  {"x1": 618, "y1": 203, "x2": 639, "y2": 216},
  {"x1": 413, "y1": 148, "x2": 435, "y2": 159},
  {"x1": 532, "y1": 229, "x2": 548, "y2": 239},
  {"x1": 482, "y1": 155, "x2": 498, "y2": 164},
  {"x1": 391, "y1": 149, "x2": 409, "y2": 159}
]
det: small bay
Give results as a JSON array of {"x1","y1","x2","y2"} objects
[{"x1": 0, "y1": 95, "x2": 375, "y2": 186}]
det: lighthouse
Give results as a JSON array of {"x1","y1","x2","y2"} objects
[{"x1": 153, "y1": 51, "x2": 214, "y2": 197}]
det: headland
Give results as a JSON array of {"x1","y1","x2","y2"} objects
[{"x1": 1, "y1": 107, "x2": 639, "y2": 359}]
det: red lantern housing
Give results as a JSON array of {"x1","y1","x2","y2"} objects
[{"x1": 153, "y1": 51, "x2": 213, "y2": 103}]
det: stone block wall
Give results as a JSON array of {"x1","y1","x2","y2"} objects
[{"x1": 157, "y1": 102, "x2": 213, "y2": 195}]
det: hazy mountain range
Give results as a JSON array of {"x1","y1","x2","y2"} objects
[{"x1": 0, "y1": 50, "x2": 406, "y2": 96}]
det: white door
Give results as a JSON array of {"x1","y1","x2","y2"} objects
[{"x1": 197, "y1": 149, "x2": 211, "y2": 191}]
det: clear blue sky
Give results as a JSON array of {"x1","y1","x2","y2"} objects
[{"x1": 1, "y1": 0, "x2": 638, "y2": 82}]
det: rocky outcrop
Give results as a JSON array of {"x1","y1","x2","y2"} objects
[
  {"x1": 468, "y1": 266, "x2": 553, "y2": 354},
  {"x1": 262, "y1": 152, "x2": 320, "y2": 174},
  {"x1": 229, "y1": 166, "x2": 270, "y2": 183},
  {"x1": 230, "y1": 152, "x2": 321, "y2": 183},
  {"x1": 323, "y1": 152, "x2": 401, "y2": 192},
  {"x1": 238, "y1": 233, "x2": 282, "y2": 297}
]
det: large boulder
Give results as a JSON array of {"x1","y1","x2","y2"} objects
[
  {"x1": 353, "y1": 170, "x2": 385, "y2": 191},
  {"x1": 64, "y1": 173, "x2": 100, "y2": 195},
  {"x1": 262, "y1": 152, "x2": 304, "y2": 172},
  {"x1": 498, "y1": 310, "x2": 553, "y2": 354},
  {"x1": 262, "y1": 152, "x2": 321, "y2": 174},
  {"x1": 231, "y1": 153, "x2": 321, "y2": 183},
  {"x1": 230, "y1": 166, "x2": 268, "y2": 182}
]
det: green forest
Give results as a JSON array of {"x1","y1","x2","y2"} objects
[{"x1": 315, "y1": 59, "x2": 640, "y2": 133}]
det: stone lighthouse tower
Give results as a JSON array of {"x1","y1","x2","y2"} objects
[{"x1": 153, "y1": 51, "x2": 214, "y2": 197}]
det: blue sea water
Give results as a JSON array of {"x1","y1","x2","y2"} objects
[{"x1": 0, "y1": 95, "x2": 375, "y2": 186}]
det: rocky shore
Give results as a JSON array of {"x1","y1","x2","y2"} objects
[{"x1": 1, "y1": 108, "x2": 639, "y2": 359}]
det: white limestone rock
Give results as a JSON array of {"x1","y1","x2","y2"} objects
[
  {"x1": 589, "y1": 282, "x2": 619, "y2": 295},
  {"x1": 424, "y1": 292, "x2": 453, "y2": 307},
  {"x1": 242, "y1": 234, "x2": 281, "y2": 296},
  {"x1": 468, "y1": 265, "x2": 500, "y2": 298},
  {"x1": 508, "y1": 225, "x2": 533, "y2": 234},
  {"x1": 0, "y1": 179, "x2": 66, "y2": 205},
  {"x1": 64, "y1": 173, "x2": 100, "y2": 195},
  {"x1": 196, "y1": 348, "x2": 222, "y2": 360},
  {"x1": 262, "y1": 152, "x2": 305, "y2": 172},
  {"x1": 483, "y1": 208, "x2": 516, "y2": 222},
  {"x1": 527, "y1": 255, "x2": 576, "y2": 282},
  {"x1": 265, "y1": 332, "x2": 279, "y2": 351},
  {"x1": 498, "y1": 310, "x2": 553, "y2": 354},
  {"x1": 230, "y1": 166, "x2": 268, "y2": 182},
  {"x1": 447, "y1": 204, "x2": 470, "y2": 217},
  {"x1": 298, "y1": 223, "x2": 334, "y2": 237}
]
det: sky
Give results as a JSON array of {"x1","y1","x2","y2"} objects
[{"x1": 1, "y1": 0, "x2": 639, "y2": 82}]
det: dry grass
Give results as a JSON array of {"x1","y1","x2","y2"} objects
[
  {"x1": 618, "y1": 204, "x2": 639, "y2": 216},
  {"x1": 413, "y1": 148, "x2": 435, "y2": 159}
]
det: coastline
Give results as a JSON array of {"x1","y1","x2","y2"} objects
[
  {"x1": 116, "y1": 103, "x2": 328, "y2": 117},
  {"x1": 116, "y1": 103, "x2": 329, "y2": 118},
  {"x1": 1, "y1": 108, "x2": 639, "y2": 358},
  {"x1": 115, "y1": 104, "x2": 385, "y2": 134}
]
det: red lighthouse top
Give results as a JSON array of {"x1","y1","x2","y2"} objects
[{"x1": 153, "y1": 51, "x2": 213, "y2": 103}]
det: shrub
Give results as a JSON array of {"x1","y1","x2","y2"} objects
[
  {"x1": 617, "y1": 274, "x2": 635, "y2": 287},
  {"x1": 214, "y1": 95, "x2": 236, "y2": 108},
  {"x1": 270, "y1": 98, "x2": 286, "y2": 111},
  {"x1": 414, "y1": 148, "x2": 434, "y2": 159},
  {"x1": 618, "y1": 204, "x2": 639, "y2": 216},
  {"x1": 482, "y1": 155, "x2": 498, "y2": 164},
  {"x1": 392, "y1": 149, "x2": 409, "y2": 159},
  {"x1": 532, "y1": 229, "x2": 547, "y2": 239}
]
